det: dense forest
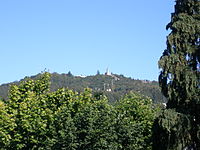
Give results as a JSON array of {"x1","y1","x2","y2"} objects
[{"x1": 0, "y1": 72, "x2": 166, "y2": 104}]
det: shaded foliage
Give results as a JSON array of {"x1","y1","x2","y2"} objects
[{"x1": 153, "y1": 0, "x2": 200, "y2": 149}]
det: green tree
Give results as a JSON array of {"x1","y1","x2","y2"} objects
[
  {"x1": 153, "y1": 0, "x2": 200, "y2": 149},
  {"x1": 44, "y1": 88, "x2": 78, "y2": 150},
  {"x1": 67, "y1": 71, "x2": 73, "y2": 77},
  {"x1": 45, "y1": 88, "x2": 118, "y2": 150},
  {"x1": 0, "y1": 100, "x2": 15, "y2": 149},
  {"x1": 46, "y1": 105, "x2": 77, "y2": 150},
  {"x1": 96, "y1": 70, "x2": 100, "y2": 75},
  {"x1": 115, "y1": 92, "x2": 156, "y2": 150},
  {"x1": 0, "y1": 72, "x2": 158, "y2": 149},
  {"x1": 74, "y1": 94, "x2": 118, "y2": 150},
  {"x1": 5, "y1": 73, "x2": 52, "y2": 149}
]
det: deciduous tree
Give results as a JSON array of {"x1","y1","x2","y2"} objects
[
  {"x1": 116, "y1": 92, "x2": 155, "y2": 150},
  {"x1": 6, "y1": 73, "x2": 51, "y2": 149}
]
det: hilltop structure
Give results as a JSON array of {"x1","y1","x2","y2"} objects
[
  {"x1": 105, "y1": 68, "x2": 111, "y2": 76},
  {"x1": 105, "y1": 68, "x2": 120, "y2": 81}
]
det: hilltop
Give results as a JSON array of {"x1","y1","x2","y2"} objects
[{"x1": 0, "y1": 72, "x2": 166, "y2": 103}]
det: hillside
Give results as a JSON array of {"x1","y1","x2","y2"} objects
[{"x1": 0, "y1": 72, "x2": 166, "y2": 103}]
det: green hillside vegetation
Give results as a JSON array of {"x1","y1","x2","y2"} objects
[
  {"x1": 0, "y1": 72, "x2": 166, "y2": 104},
  {"x1": 0, "y1": 72, "x2": 158, "y2": 149}
]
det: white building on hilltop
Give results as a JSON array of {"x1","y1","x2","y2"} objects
[
  {"x1": 104, "y1": 68, "x2": 120, "y2": 81},
  {"x1": 105, "y1": 68, "x2": 111, "y2": 76}
]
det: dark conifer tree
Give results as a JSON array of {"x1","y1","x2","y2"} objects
[
  {"x1": 67, "y1": 71, "x2": 73, "y2": 77},
  {"x1": 153, "y1": 0, "x2": 200, "y2": 149}
]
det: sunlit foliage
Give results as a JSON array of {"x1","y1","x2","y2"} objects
[{"x1": 0, "y1": 73, "x2": 157, "y2": 149}]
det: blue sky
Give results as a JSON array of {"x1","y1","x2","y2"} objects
[{"x1": 0, "y1": 0, "x2": 175, "y2": 84}]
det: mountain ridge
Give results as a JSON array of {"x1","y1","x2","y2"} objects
[{"x1": 0, "y1": 72, "x2": 166, "y2": 103}]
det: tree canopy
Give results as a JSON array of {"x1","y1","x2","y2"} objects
[{"x1": 0, "y1": 73, "x2": 157, "y2": 149}]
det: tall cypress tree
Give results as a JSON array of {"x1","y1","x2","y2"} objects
[{"x1": 153, "y1": 0, "x2": 200, "y2": 149}]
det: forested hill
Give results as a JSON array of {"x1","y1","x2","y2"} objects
[{"x1": 0, "y1": 72, "x2": 166, "y2": 103}]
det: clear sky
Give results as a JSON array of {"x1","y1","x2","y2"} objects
[{"x1": 0, "y1": 0, "x2": 175, "y2": 84}]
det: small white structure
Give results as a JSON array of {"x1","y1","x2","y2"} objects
[
  {"x1": 162, "y1": 103, "x2": 167, "y2": 108},
  {"x1": 105, "y1": 68, "x2": 112, "y2": 76},
  {"x1": 106, "y1": 88, "x2": 112, "y2": 92},
  {"x1": 76, "y1": 75, "x2": 86, "y2": 78}
]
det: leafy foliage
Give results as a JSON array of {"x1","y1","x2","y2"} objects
[
  {"x1": 5, "y1": 72, "x2": 51, "y2": 149},
  {"x1": 0, "y1": 100, "x2": 15, "y2": 149},
  {"x1": 115, "y1": 93, "x2": 155, "y2": 150},
  {"x1": 0, "y1": 73, "x2": 157, "y2": 149},
  {"x1": 153, "y1": 0, "x2": 200, "y2": 149}
]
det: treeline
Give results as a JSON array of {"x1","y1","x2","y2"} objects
[
  {"x1": 0, "y1": 72, "x2": 166, "y2": 104},
  {"x1": 0, "y1": 73, "x2": 158, "y2": 149}
]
